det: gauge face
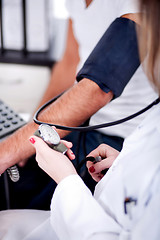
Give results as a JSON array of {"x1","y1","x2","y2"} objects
[{"x1": 39, "y1": 124, "x2": 60, "y2": 145}]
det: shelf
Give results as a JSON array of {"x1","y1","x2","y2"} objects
[
  {"x1": 0, "y1": 48, "x2": 55, "y2": 68},
  {"x1": 0, "y1": 0, "x2": 56, "y2": 68}
]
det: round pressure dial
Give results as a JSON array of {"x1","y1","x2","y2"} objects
[{"x1": 39, "y1": 124, "x2": 60, "y2": 145}]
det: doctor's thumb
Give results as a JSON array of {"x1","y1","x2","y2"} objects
[{"x1": 29, "y1": 135, "x2": 47, "y2": 151}]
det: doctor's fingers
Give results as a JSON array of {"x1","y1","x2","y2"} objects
[
  {"x1": 61, "y1": 140, "x2": 75, "y2": 160},
  {"x1": 87, "y1": 143, "x2": 119, "y2": 160},
  {"x1": 29, "y1": 135, "x2": 48, "y2": 150},
  {"x1": 29, "y1": 136, "x2": 75, "y2": 164},
  {"x1": 61, "y1": 139, "x2": 73, "y2": 148},
  {"x1": 87, "y1": 144, "x2": 108, "y2": 159},
  {"x1": 91, "y1": 174, "x2": 103, "y2": 182},
  {"x1": 29, "y1": 135, "x2": 57, "y2": 161},
  {"x1": 96, "y1": 156, "x2": 116, "y2": 171},
  {"x1": 88, "y1": 170, "x2": 103, "y2": 182},
  {"x1": 87, "y1": 156, "x2": 115, "y2": 173}
]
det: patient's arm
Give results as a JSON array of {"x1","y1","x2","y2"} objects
[
  {"x1": 0, "y1": 79, "x2": 113, "y2": 174},
  {"x1": 0, "y1": 13, "x2": 141, "y2": 174}
]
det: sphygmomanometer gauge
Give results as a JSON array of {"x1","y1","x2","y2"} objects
[
  {"x1": 34, "y1": 124, "x2": 68, "y2": 154},
  {"x1": 38, "y1": 124, "x2": 60, "y2": 145}
]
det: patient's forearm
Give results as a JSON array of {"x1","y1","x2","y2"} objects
[
  {"x1": 35, "y1": 56, "x2": 78, "y2": 112},
  {"x1": 0, "y1": 121, "x2": 37, "y2": 173},
  {"x1": 38, "y1": 78, "x2": 113, "y2": 137},
  {"x1": 0, "y1": 78, "x2": 112, "y2": 173}
]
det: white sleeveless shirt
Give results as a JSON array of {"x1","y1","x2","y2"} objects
[{"x1": 66, "y1": 0, "x2": 158, "y2": 138}]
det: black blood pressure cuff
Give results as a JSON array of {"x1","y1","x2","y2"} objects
[{"x1": 76, "y1": 17, "x2": 140, "y2": 98}]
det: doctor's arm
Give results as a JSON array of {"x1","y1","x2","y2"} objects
[
  {"x1": 51, "y1": 175, "x2": 121, "y2": 240},
  {"x1": 86, "y1": 144, "x2": 119, "y2": 182},
  {"x1": 29, "y1": 136, "x2": 121, "y2": 240}
]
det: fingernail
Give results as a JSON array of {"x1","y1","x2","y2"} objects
[
  {"x1": 89, "y1": 166, "x2": 95, "y2": 173},
  {"x1": 29, "y1": 138, "x2": 35, "y2": 144}
]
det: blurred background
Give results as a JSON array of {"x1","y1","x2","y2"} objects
[{"x1": 0, "y1": 0, "x2": 68, "y2": 121}]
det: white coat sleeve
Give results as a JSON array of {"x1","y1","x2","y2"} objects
[{"x1": 50, "y1": 175, "x2": 121, "y2": 240}]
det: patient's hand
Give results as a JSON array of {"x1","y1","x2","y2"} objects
[
  {"x1": 86, "y1": 144, "x2": 119, "y2": 182},
  {"x1": 29, "y1": 136, "x2": 77, "y2": 184}
]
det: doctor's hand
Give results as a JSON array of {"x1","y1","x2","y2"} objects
[
  {"x1": 29, "y1": 136, "x2": 77, "y2": 184},
  {"x1": 86, "y1": 144, "x2": 119, "y2": 182}
]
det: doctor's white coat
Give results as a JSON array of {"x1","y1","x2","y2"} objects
[
  {"x1": 50, "y1": 103, "x2": 160, "y2": 240},
  {"x1": 0, "y1": 104, "x2": 160, "y2": 240}
]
